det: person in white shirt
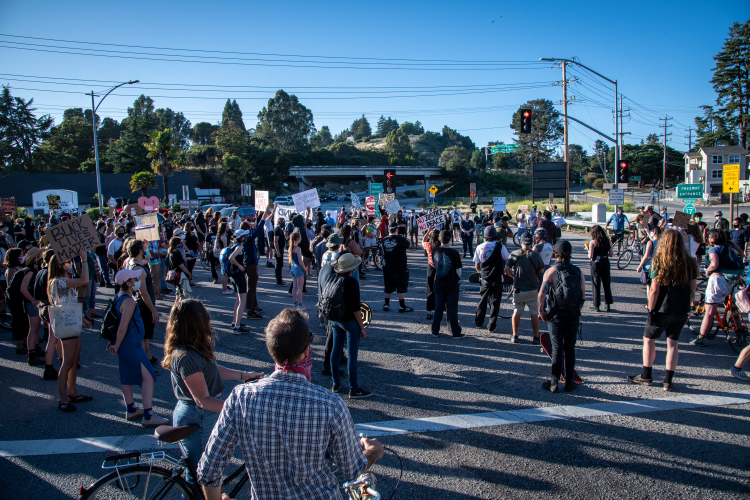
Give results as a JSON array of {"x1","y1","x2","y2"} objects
[
  {"x1": 515, "y1": 209, "x2": 528, "y2": 239},
  {"x1": 230, "y1": 210, "x2": 243, "y2": 231},
  {"x1": 473, "y1": 226, "x2": 511, "y2": 333},
  {"x1": 533, "y1": 228, "x2": 554, "y2": 270},
  {"x1": 528, "y1": 205, "x2": 538, "y2": 228},
  {"x1": 264, "y1": 214, "x2": 275, "y2": 268},
  {"x1": 451, "y1": 205, "x2": 462, "y2": 243}
]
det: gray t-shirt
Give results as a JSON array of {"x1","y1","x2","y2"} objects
[
  {"x1": 506, "y1": 249, "x2": 544, "y2": 292},
  {"x1": 170, "y1": 348, "x2": 224, "y2": 405}
]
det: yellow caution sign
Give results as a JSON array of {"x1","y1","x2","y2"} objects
[{"x1": 723, "y1": 163, "x2": 740, "y2": 193}]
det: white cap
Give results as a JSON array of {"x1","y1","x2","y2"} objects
[{"x1": 114, "y1": 269, "x2": 140, "y2": 285}]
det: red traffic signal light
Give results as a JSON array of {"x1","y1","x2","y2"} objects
[
  {"x1": 384, "y1": 169, "x2": 396, "y2": 194},
  {"x1": 520, "y1": 109, "x2": 532, "y2": 134},
  {"x1": 618, "y1": 160, "x2": 630, "y2": 184}
]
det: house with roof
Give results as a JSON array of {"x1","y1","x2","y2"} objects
[{"x1": 684, "y1": 146, "x2": 748, "y2": 200}]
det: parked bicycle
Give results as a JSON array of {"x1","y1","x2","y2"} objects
[
  {"x1": 687, "y1": 274, "x2": 750, "y2": 354},
  {"x1": 617, "y1": 232, "x2": 643, "y2": 270}
]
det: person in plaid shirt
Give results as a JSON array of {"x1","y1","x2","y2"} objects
[
  {"x1": 197, "y1": 308, "x2": 384, "y2": 500},
  {"x1": 537, "y1": 211, "x2": 558, "y2": 245}
]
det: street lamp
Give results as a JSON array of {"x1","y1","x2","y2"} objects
[{"x1": 89, "y1": 80, "x2": 139, "y2": 212}]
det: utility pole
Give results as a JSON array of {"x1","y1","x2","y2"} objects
[
  {"x1": 685, "y1": 127, "x2": 693, "y2": 151},
  {"x1": 659, "y1": 116, "x2": 672, "y2": 193},
  {"x1": 563, "y1": 61, "x2": 569, "y2": 216}
]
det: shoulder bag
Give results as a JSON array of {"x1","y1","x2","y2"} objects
[{"x1": 50, "y1": 282, "x2": 83, "y2": 339}]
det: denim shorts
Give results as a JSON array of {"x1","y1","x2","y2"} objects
[
  {"x1": 25, "y1": 302, "x2": 39, "y2": 318},
  {"x1": 290, "y1": 264, "x2": 305, "y2": 278}
]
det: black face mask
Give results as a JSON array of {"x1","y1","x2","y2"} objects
[{"x1": 117, "y1": 232, "x2": 125, "y2": 238}]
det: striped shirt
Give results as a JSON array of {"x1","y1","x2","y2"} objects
[{"x1": 197, "y1": 371, "x2": 367, "y2": 498}]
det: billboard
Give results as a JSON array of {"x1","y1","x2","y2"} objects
[{"x1": 32, "y1": 189, "x2": 79, "y2": 214}]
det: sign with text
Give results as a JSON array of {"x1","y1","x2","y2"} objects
[
  {"x1": 137, "y1": 196, "x2": 160, "y2": 213},
  {"x1": 384, "y1": 199, "x2": 401, "y2": 214},
  {"x1": 672, "y1": 210, "x2": 691, "y2": 229},
  {"x1": 241, "y1": 184, "x2": 252, "y2": 197},
  {"x1": 122, "y1": 203, "x2": 144, "y2": 217},
  {"x1": 180, "y1": 200, "x2": 200, "y2": 210},
  {"x1": 608, "y1": 189, "x2": 624, "y2": 205},
  {"x1": 274, "y1": 206, "x2": 295, "y2": 226},
  {"x1": 43, "y1": 215, "x2": 103, "y2": 261},
  {"x1": 134, "y1": 213, "x2": 160, "y2": 241},
  {"x1": 683, "y1": 204, "x2": 696, "y2": 216},
  {"x1": 416, "y1": 208, "x2": 443, "y2": 232},
  {"x1": 0, "y1": 197, "x2": 17, "y2": 214},
  {"x1": 677, "y1": 183, "x2": 703, "y2": 199},
  {"x1": 292, "y1": 188, "x2": 320, "y2": 213},
  {"x1": 255, "y1": 190, "x2": 269, "y2": 213},
  {"x1": 365, "y1": 196, "x2": 376, "y2": 217},
  {"x1": 350, "y1": 192, "x2": 361, "y2": 210},
  {"x1": 469, "y1": 183, "x2": 476, "y2": 196},
  {"x1": 723, "y1": 163, "x2": 740, "y2": 193},
  {"x1": 517, "y1": 205, "x2": 528, "y2": 213},
  {"x1": 493, "y1": 197, "x2": 506, "y2": 212},
  {"x1": 370, "y1": 183, "x2": 383, "y2": 198},
  {"x1": 47, "y1": 195, "x2": 61, "y2": 210},
  {"x1": 107, "y1": 197, "x2": 117, "y2": 208},
  {"x1": 379, "y1": 192, "x2": 395, "y2": 204}
]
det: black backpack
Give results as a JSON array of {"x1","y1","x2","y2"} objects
[
  {"x1": 100, "y1": 297, "x2": 121, "y2": 343},
  {"x1": 548, "y1": 262, "x2": 584, "y2": 318},
  {"x1": 6, "y1": 268, "x2": 32, "y2": 302},
  {"x1": 319, "y1": 274, "x2": 347, "y2": 322}
]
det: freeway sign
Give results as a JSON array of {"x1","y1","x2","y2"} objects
[
  {"x1": 631, "y1": 176, "x2": 642, "y2": 181},
  {"x1": 429, "y1": 185, "x2": 438, "y2": 195},
  {"x1": 723, "y1": 163, "x2": 740, "y2": 193},
  {"x1": 684, "y1": 204, "x2": 696, "y2": 216},
  {"x1": 490, "y1": 144, "x2": 520, "y2": 154},
  {"x1": 608, "y1": 189, "x2": 624, "y2": 205},
  {"x1": 677, "y1": 183, "x2": 703, "y2": 198},
  {"x1": 682, "y1": 198, "x2": 697, "y2": 204}
]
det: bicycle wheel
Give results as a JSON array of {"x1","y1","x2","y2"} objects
[
  {"x1": 497, "y1": 284, "x2": 515, "y2": 319},
  {"x1": 373, "y1": 250, "x2": 384, "y2": 269},
  {"x1": 80, "y1": 465, "x2": 198, "y2": 500},
  {"x1": 200, "y1": 253, "x2": 211, "y2": 271},
  {"x1": 617, "y1": 250, "x2": 633, "y2": 270},
  {"x1": 512, "y1": 232, "x2": 520, "y2": 247},
  {"x1": 726, "y1": 310, "x2": 750, "y2": 354},
  {"x1": 626, "y1": 230, "x2": 635, "y2": 247}
]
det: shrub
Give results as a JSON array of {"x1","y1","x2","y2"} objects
[
  {"x1": 86, "y1": 207, "x2": 100, "y2": 222},
  {"x1": 593, "y1": 178, "x2": 605, "y2": 189},
  {"x1": 583, "y1": 173, "x2": 600, "y2": 185}
]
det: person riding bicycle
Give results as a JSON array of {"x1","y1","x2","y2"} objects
[
  {"x1": 197, "y1": 308, "x2": 384, "y2": 500},
  {"x1": 606, "y1": 207, "x2": 630, "y2": 255}
]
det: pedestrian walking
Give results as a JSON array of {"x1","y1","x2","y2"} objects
[
  {"x1": 289, "y1": 232, "x2": 308, "y2": 311},
  {"x1": 474, "y1": 226, "x2": 510, "y2": 332},
  {"x1": 637, "y1": 226, "x2": 662, "y2": 297},
  {"x1": 504, "y1": 232, "x2": 544, "y2": 344},
  {"x1": 431, "y1": 230, "x2": 464, "y2": 338},
  {"x1": 588, "y1": 225, "x2": 614, "y2": 312},
  {"x1": 227, "y1": 229, "x2": 249, "y2": 333}
]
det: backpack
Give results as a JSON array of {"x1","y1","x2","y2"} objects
[
  {"x1": 6, "y1": 268, "x2": 32, "y2": 302},
  {"x1": 33, "y1": 268, "x2": 48, "y2": 302},
  {"x1": 100, "y1": 297, "x2": 121, "y2": 343},
  {"x1": 719, "y1": 245, "x2": 744, "y2": 271},
  {"x1": 212, "y1": 234, "x2": 222, "y2": 258},
  {"x1": 220, "y1": 243, "x2": 240, "y2": 275},
  {"x1": 548, "y1": 262, "x2": 584, "y2": 318},
  {"x1": 319, "y1": 274, "x2": 347, "y2": 322}
]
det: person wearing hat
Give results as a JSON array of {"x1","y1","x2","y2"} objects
[
  {"x1": 504, "y1": 231, "x2": 544, "y2": 344},
  {"x1": 474, "y1": 226, "x2": 511, "y2": 332},
  {"x1": 321, "y1": 233, "x2": 343, "y2": 268},
  {"x1": 538, "y1": 239, "x2": 586, "y2": 393},
  {"x1": 431, "y1": 230, "x2": 464, "y2": 338},
  {"x1": 328, "y1": 253, "x2": 372, "y2": 398},
  {"x1": 382, "y1": 221, "x2": 413, "y2": 313},
  {"x1": 108, "y1": 269, "x2": 169, "y2": 427}
]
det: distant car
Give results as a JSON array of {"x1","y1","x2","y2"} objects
[
  {"x1": 328, "y1": 192, "x2": 339, "y2": 201},
  {"x1": 319, "y1": 194, "x2": 330, "y2": 203},
  {"x1": 201, "y1": 203, "x2": 231, "y2": 213},
  {"x1": 274, "y1": 196, "x2": 294, "y2": 206},
  {"x1": 344, "y1": 193, "x2": 352, "y2": 201},
  {"x1": 220, "y1": 206, "x2": 257, "y2": 220}
]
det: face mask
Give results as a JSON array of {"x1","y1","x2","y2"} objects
[
  {"x1": 144, "y1": 249, "x2": 150, "y2": 258},
  {"x1": 275, "y1": 349, "x2": 312, "y2": 382},
  {"x1": 64, "y1": 263, "x2": 72, "y2": 273},
  {"x1": 117, "y1": 232, "x2": 125, "y2": 238},
  {"x1": 132, "y1": 280, "x2": 141, "y2": 291}
]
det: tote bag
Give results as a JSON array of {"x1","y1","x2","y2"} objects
[{"x1": 50, "y1": 283, "x2": 83, "y2": 339}]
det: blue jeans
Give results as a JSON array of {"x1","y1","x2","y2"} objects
[
  {"x1": 432, "y1": 285, "x2": 461, "y2": 336},
  {"x1": 83, "y1": 280, "x2": 96, "y2": 315},
  {"x1": 172, "y1": 400, "x2": 220, "y2": 485},
  {"x1": 97, "y1": 254, "x2": 111, "y2": 284},
  {"x1": 330, "y1": 318, "x2": 361, "y2": 391}
]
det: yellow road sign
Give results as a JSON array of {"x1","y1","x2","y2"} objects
[
  {"x1": 723, "y1": 163, "x2": 740, "y2": 193},
  {"x1": 429, "y1": 185, "x2": 438, "y2": 194}
]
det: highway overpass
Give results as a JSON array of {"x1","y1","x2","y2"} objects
[{"x1": 288, "y1": 165, "x2": 446, "y2": 194}]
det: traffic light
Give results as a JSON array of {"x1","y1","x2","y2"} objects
[
  {"x1": 384, "y1": 169, "x2": 396, "y2": 194},
  {"x1": 519, "y1": 109, "x2": 532, "y2": 134},
  {"x1": 618, "y1": 160, "x2": 630, "y2": 185}
]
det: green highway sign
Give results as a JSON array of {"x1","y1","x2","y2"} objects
[
  {"x1": 677, "y1": 183, "x2": 703, "y2": 199},
  {"x1": 684, "y1": 204, "x2": 696, "y2": 216},
  {"x1": 490, "y1": 144, "x2": 520, "y2": 154},
  {"x1": 631, "y1": 176, "x2": 642, "y2": 181},
  {"x1": 682, "y1": 198, "x2": 697, "y2": 204}
]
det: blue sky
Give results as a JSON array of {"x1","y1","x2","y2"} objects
[{"x1": 2, "y1": 0, "x2": 748, "y2": 155}]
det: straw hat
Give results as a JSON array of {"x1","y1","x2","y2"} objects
[{"x1": 334, "y1": 253, "x2": 361, "y2": 274}]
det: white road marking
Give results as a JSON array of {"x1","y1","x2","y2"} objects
[{"x1": 1, "y1": 390, "x2": 748, "y2": 457}]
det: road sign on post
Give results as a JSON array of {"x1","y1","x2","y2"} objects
[
  {"x1": 608, "y1": 189, "x2": 624, "y2": 205},
  {"x1": 723, "y1": 164, "x2": 740, "y2": 193},
  {"x1": 684, "y1": 204, "x2": 696, "y2": 216},
  {"x1": 429, "y1": 185, "x2": 438, "y2": 195},
  {"x1": 677, "y1": 183, "x2": 703, "y2": 199},
  {"x1": 469, "y1": 183, "x2": 476, "y2": 196}
]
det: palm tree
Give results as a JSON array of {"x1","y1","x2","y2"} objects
[
  {"x1": 144, "y1": 129, "x2": 180, "y2": 202},
  {"x1": 130, "y1": 171, "x2": 157, "y2": 196}
]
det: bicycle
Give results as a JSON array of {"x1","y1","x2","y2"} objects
[
  {"x1": 687, "y1": 274, "x2": 750, "y2": 354},
  {"x1": 616, "y1": 234, "x2": 643, "y2": 270}
]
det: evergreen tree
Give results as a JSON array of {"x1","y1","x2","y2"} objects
[
  {"x1": 190, "y1": 122, "x2": 219, "y2": 145},
  {"x1": 695, "y1": 105, "x2": 739, "y2": 148},
  {"x1": 0, "y1": 86, "x2": 53, "y2": 173},
  {"x1": 469, "y1": 148, "x2": 486, "y2": 171},
  {"x1": 510, "y1": 99, "x2": 563, "y2": 169},
  {"x1": 385, "y1": 128, "x2": 412, "y2": 163},
  {"x1": 375, "y1": 115, "x2": 387, "y2": 137},
  {"x1": 255, "y1": 90, "x2": 315, "y2": 152},
  {"x1": 222, "y1": 99, "x2": 246, "y2": 132},
  {"x1": 311, "y1": 125, "x2": 334, "y2": 149},
  {"x1": 105, "y1": 95, "x2": 158, "y2": 173},
  {"x1": 711, "y1": 20, "x2": 750, "y2": 149},
  {"x1": 350, "y1": 115, "x2": 371, "y2": 139},
  {"x1": 156, "y1": 108, "x2": 192, "y2": 149}
]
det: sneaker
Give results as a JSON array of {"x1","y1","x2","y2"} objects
[
  {"x1": 277, "y1": 282, "x2": 287, "y2": 286},
  {"x1": 141, "y1": 414, "x2": 169, "y2": 428},
  {"x1": 233, "y1": 326, "x2": 249, "y2": 334},
  {"x1": 731, "y1": 366, "x2": 750, "y2": 382},
  {"x1": 426, "y1": 312, "x2": 433, "y2": 320},
  {"x1": 399, "y1": 307, "x2": 413, "y2": 313},
  {"x1": 383, "y1": 304, "x2": 390, "y2": 311},
  {"x1": 16, "y1": 347, "x2": 28, "y2": 355},
  {"x1": 303, "y1": 289, "x2": 311, "y2": 294},
  {"x1": 246, "y1": 313, "x2": 264, "y2": 320},
  {"x1": 488, "y1": 323, "x2": 497, "y2": 333},
  {"x1": 451, "y1": 332, "x2": 466, "y2": 339},
  {"x1": 627, "y1": 374, "x2": 653, "y2": 386},
  {"x1": 222, "y1": 290, "x2": 234, "y2": 295},
  {"x1": 431, "y1": 332, "x2": 439, "y2": 337},
  {"x1": 542, "y1": 380, "x2": 559, "y2": 393},
  {"x1": 690, "y1": 336, "x2": 706, "y2": 347},
  {"x1": 126, "y1": 408, "x2": 144, "y2": 421},
  {"x1": 28, "y1": 353, "x2": 45, "y2": 366},
  {"x1": 663, "y1": 382, "x2": 674, "y2": 392},
  {"x1": 330, "y1": 384, "x2": 342, "y2": 393},
  {"x1": 510, "y1": 336, "x2": 519, "y2": 344},
  {"x1": 212, "y1": 278, "x2": 218, "y2": 284},
  {"x1": 149, "y1": 357, "x2": 160, "y2": 365},
  {"x1": 532, "y1": 337, "x2": 540, "y2": 345},
  {"x1": 43, "y1": 366, "x2": 58, "y2": 380},
  {"x1": 349, "y1": 388, "x2": 373, "y2": 399}
]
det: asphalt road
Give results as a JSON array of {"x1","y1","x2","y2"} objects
[{"x1": 1, "y1": 230, "x2": 749, "y2": 499}]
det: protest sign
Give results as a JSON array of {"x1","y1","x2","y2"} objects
[
  {"x1": 493, "y1": 197, "x2": 506, "y2": 212},
  {"x1": 365, "y1": 196, "x2": 376, "y2": 217},
  {"x1": 0, "y1": 197, "x2": 17, "y2": 214},
  {"x1": 180, "y1": 200, "x2": 200, "y2": 210},
  {"x1": 107, "y1": 197, "x2": 117, "y2": 208},
  {"x1": 255, "y1": 190, "x2": 269, "y2": 213},
  {"x1": 134, "y1": 213, "x2": 160, "y2": 241},
  {"x1": 137, "y1": 196, "x2": 160, "y2": 213},
  {"x1": 47, "y1": 195, "x2": 61, "y2": 210},
  {"x1": 384, "y1": 199, "x2": 401, "y2": 214},
  {"x1": 351, "y1": 192, "x2": 361, "y2": 210},
  {"x1": 43, "y1": 215, "x2": 103, "y2": 261},
  {"x1": 672, "y1": 210, "x2": 691, "y2": 229},
  {"x1": 274, "y1": 206, "x2": 295, "y2": 226},
  {"x1": 292, "y1": 188, "x2": 320, "y2": 213},
  {"x1": 122, "y1": 203, "x2": 143, "y2": 217},
  {"x1": 379, "y1": 192, "x2": 395, "y2": 205},
  {"x1": 517, "y1": 205, "x2": 529, "y2": 213},
  {"x1": 416, "y1": 208, "x2": 443, "y2": 231}
]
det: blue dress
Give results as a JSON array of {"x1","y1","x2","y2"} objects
[{"x1": 115, "y1": 294, "x2": 157, "y2": 386}]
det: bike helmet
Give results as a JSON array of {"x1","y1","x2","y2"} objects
[{"x1": 534, "y1": 227, "x2": 547, "y2": 239}]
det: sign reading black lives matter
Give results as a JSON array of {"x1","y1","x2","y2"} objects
[{"x1": 43, "y1": 215, "x2": 103, "y2": 261}]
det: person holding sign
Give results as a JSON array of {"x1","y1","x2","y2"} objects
[{"x1": 125, "y1": 240, "x2": 161, "y2": 366}]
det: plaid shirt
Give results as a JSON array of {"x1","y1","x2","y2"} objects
[{"x1": 197, "y1": 371, "x2": 367, "y2": 499}]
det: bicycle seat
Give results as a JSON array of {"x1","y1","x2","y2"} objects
[{"x1": 154, "y1": 424, "x2": 200, "y2": 444}]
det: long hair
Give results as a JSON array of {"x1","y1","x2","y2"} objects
[
  {"x1": 339, "y1": 224, "x2": 352, "y2": 241},
  {"x1": 288, "y1": 232, "x2": 300, "y2": 266},
  {"x1": 168, "y1": 236, "x2": 182, "y2": 252},
  {"x1": 4, "y1": 248, "x2": 22, "y2": 267},
  {"x1": 47, "y1": 254, "x2": 69, "y2": 298},
  {"x1": 162, "y1": 299, "x2": 215, "y2": 370},
  {"x1": 218, "y1": 222, "x2": 227, "y2": 237},
  {"x1": 652, "y1": 229, "x2": 698, "y2": 287},
  {"x1": 590, "y1": 225, "x2": 610, "y2": 252},
  {"x1": 686, "y1": 222, "x2": 703, "y2": 244}
]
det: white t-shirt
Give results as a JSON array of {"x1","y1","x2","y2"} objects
[
  {"x1": 517, "y1": 214, "x2": 527, "y2": 229},
  {"x1": 473, "y1": 241, "x2": 510, "y2": 264},
  {"x1": 528, "y1": 210, "x2": 538, "y2": 225},
  {"x1": 452, "y1": 210, "x2": 461, "y2": 223},
  {"x1": 107, "y1": 238, "x2": 123, "y2": 257},
  {"x1": 534, "y1": 242, "x2": 554, "y2": 265},
  {"x1": 686, "y1": 234, "x2": 700, "y2": 259}
]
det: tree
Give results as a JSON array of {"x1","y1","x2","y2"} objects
[
  {"x1": 214, "y1": 121, "x2": 248, "y2": 157},
  {"x1": 255, "y1": 90, "x2": 315, "y2": 152},
  {"x1": 440, "y1": 146, "x2": 471, "y2": 182},
  {"x1": 469, "y1": 148, "x2": 486, "y2": 171},
  {"x1": 441, "y1": 126, "x2": 476, "y2": 151},
  {"x1": 311, "y1": 125, "x2": 333, "y2": 149},
  {"x1": 0, "y1": 86, "x2": 53, "y2": 173},
  {"x1": 567, "y1": 143, "x2": 588, "y2": 183},
  {"x1": 510, "y1": 99, "x2": 563, "y2": 169},
  {"x1": 156, "y1": 108, "x2": 192, "y2": 149},
  {"x1": 694, "y1": 105, "x2": 738, "y2": 148},
  {"x1": 399, "y1": 121, "x2": 424, "y2": 135},
  {"x1": 350, "y1": 115, "x2": 372, "y2": 139},
  {"x1": 32, "y1": 113, "x2": 93, "y2": 173},
  {"x1": 646, "y1": 133, "x2": 660, "y2": 144},
  {"x1": 190, "y1": 122, "x2": 218, "y2": 145},
  {"x1": 711, "y1": 20, "x2": 750, "y2": 149},
  {"x1": 375, "y1": 115, "x2": 387, "y2": 137},
  {"x1": 385, "y1": 128, "x2": 412, "y2": 163},
  {"x1": 144, "y1": 129, "x2": 180, "y2": 201},
  {"x1": 105, "y1": 95, "x2": 158, "y2": 173},
  {"x1": 221, "y1": 154, "x2": 248, "y2": 196},
  {"x1": 588, "y1": 139, "x2": 610, "y2": 175},
  {"x1": 222, "y1": 99, "x2": 246, "y2": 132},
  {"x1": 130, "y1": 171, "x2": 157, "y2": 196}
]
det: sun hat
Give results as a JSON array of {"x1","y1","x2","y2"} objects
[
  {"x1": 173, "y1": 228, "x2": 185, "y2": 237},
  {"x1": 114, "y1": 269, "x2": 141, "y2": 285},
  {"x1": 25, "y1": 247, "x2": 43, "y2": 263},
  {"x1": 334, "y1": 253, "x2": 362, "y2": 274},
  {"x1": 326, "y1": 234, "x2": 343, "y2": 248}
]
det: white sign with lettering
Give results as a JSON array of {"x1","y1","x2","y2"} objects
[{"x1": 292, "y1": 188, "x2": 320, "y2": 213}]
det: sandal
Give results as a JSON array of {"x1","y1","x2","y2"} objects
[
  {"x1": 68, "y1": 394, "x2": 93, "y2": 403},
  {"x1": 58, "y1": 401, "x2": 77, "y2": 412}
]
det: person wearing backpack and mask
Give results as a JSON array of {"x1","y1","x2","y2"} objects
[
  {"x1": 125, "y1": 240, "x2": 161, "y2": 366},
  {"x1": 474, "y1": 226, "x2": 510, "y2": 333},
  {"x1": 538, "y1": 240, "x2": 586, "y2": 393},
  {"x1": 324, "y1": 253, "x2": 372, "y2": 398},
  {"x1": 226, "y1": 230, "x2": 249, "y2": 334},
  {"x1": 432, "y1": 230, "x2": 464, "y2": 338}
]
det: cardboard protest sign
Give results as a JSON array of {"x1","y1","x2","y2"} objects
[
  {"x1": 384, "y1": 199, "x2": 401, "y2": 214},
  {"x1": 0, "y1": 197, "x2": 17, "y2": 214},
  {"x1": 292, "y1": 188, "x2": 320, "y2": 213},
  {"x1": 135, "y1": 213, "x2": 160, "y2": 241},
  {"x1": 255, "y1": 190, "x2": 269, "y2": 213},
  {"x1": 351, "y1": 192, "x2": 361, "y2": 210},
  {"x1": 122, "y1": 203, "x2": 143, "y2": 217},
  {"x1": 493, "y1": 197, "x2": 506, "y2": 212},
  {"x1": 672, "y1": 210, "x2": 691, "y2": 229},
  {"x1": 517, "y1": 205, "x2": 529, "y2": 213},
  {"x1": 416, "y1": 208, "x2": 443, "y2": 231},
  {"x1": 47, "y1": 195, "x2": 61, "y2": 210},
  {"x1": 379, "y1": 193, "x2": 395, "y2": 204},
  {"x1": 43, "y1": 215, "x2": 103, "y2": 261},
  {"x1": 137, "y1": 196, "x2": 160, "y2": 213},
  {"x1": 274, "y1": 206, "x2": 295, "y2": 226}
]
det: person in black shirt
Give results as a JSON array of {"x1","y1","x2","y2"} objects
[
  {"x1": 431, "y1": 230, "x2": 464, "y2": 338},
  {"x1": 459, "y1": 213, "x2": 475, "y2": 258},
  {"x1": 288, "y1": 208, "x2": 313, "y2": 294},
  {"x1": 328, "y1": 253, "x2": 372, "y2": 399},
  {"x1": 23, "y1": 217, "x2": 35, "y2": 242},
  {"x1": 396, "y1": 211, "x2": 407, "y2": 236},
  {"x1": 382, "y1": 222, "x2": 413, "y2": 313},
  {"x1": 628, "y1": 230, "x2": 698, "y2": 392},
  {"x1": 194, "y1": 209, "x2": 207, "y2": 253},
  {"x1": 182, "y1": 224, "x2": 199, "y2": 286},
  {"x1": 470, "y1": 201, "x2": 477, "y2": 214},
  {"x1": 273, "y1": 215, "x2": 287, "y2": 286}
]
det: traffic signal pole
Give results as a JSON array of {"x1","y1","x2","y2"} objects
[{"x1": 562, "y1": 61, "x2": 569, "y2": 216}]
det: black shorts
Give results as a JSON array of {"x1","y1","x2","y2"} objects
[
  {"x1": 231, "y1": 271, "x2": 247, "y2": 294},
  {"x1": 644, "y1": 312, "x2": 688, "y2": 341},
  {"x1": 384, "y1": 271, "x2": 409, "y2": 294},
  {"x1": 452, "y1": 223, "x2": 460, "y2": 230},
  {"x1": 137, "y1": 301, "x2": 156, "y2": 340},
  {"x1": 198, "y1": 233, "x2": 205, "y2": 243},
  {"x1": 611, "y1": 232, "x2": 624, "y2": 243}
]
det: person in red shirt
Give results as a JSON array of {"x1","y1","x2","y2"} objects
[{"x1": 379, "y1": 213, "x2": 388, "y2": 239}]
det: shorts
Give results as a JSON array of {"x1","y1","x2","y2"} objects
[
  {"x1": 611, "y1": 232, "x2": 624, "y2": 243},
  {"x1": 198, "y1": 233, "x2": 205, "y2": 243},
  {"x1": 452, "y1": 223, "x2": 460, "y2": 230},
  {"x1": 384, "y1": 271, "x2": 409, "y2": 294},
  {"x1": 290, "y1": 264, "x2": 305, "y2": 278},
  {"x1": 513, "y1": 289, "x2": 539, "y2": 314},
  {"x1": 25, "y1": 302, "x2": 39, "y2": 318},
  {"x1": 706, "y1": 273, "x2": 731, "y2": 304},
  {"x1": 409, "y1": 228, "x2": 418, "y2": 236},
  {"x1": 231, "y1": 271, "x2": 247, "y2": 294},
  {"x1": 644, "y1": 312, "x2": 688, "y2": 341},
  {"x1": 137, "y1": 301, "x2": 156, "y2": 340},
  {"x1": 364, "y1": 238, "x2": 377, "y2": 248}
]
